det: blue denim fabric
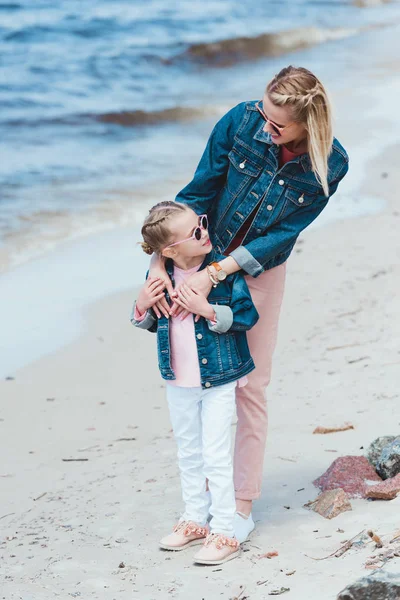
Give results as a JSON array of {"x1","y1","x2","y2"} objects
[
  {"x1": 176, "y1": 101, "x2": 349, "y2": 277},
  {"x1": 130, "y1": 251, "x2": 259, "y2": 389}
]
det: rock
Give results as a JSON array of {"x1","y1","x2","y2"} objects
[
  {"x1": 366, "y1": 436, "x2": 397, "y2": 467},
  {"x1": 336, "y1": 570, "x2": 400, "y2": 599},
  {"x1": 313, "y1": 456, "x2": 382, "y2": 498},
  {"x1": 306, "y1": 488, "x2": 352, "y2": 519},
  {"x1": 376, "y1": 438, "x2": 400, "y2": 480},
  {"x1": 366, "y1": 473, "x2": 400, "y2": 500}
]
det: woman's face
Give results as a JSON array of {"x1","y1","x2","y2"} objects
[{"x1": 260, "y1": 94, "x2": 307, "y2": 146}]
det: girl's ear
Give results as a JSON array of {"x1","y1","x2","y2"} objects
[{"x1": 162, "y1": 247, "x2": 176, "y2": 260}]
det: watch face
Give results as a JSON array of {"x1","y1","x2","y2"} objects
[{"x1": 217, "y1": 270, "x2": 227, "y2": 281}]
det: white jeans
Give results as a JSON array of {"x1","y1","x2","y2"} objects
[{"x1": 166, "y1": 381, "x2": 236, "y2": 537}]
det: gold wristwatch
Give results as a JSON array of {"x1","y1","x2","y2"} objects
[{"x1": 210, "y1": 261, "x2": 227, "y2": 282}]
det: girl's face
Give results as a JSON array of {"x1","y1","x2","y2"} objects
[
  {"x1": 259, "y1": 94, "x2": 307, "y2": 146},
  {"x1": 162, "y1": 208, "x2": 212, "y2": 260}
]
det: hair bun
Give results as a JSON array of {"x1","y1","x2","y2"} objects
[{"x1": 140, "y1": 241, "x2": 154, "y2": 255}]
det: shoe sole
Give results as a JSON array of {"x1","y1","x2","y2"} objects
[
  {"x1": 159, "y1": 538, "x2": 205, "y2": 551},
  {"x1": 193, "y1": 548, "x2": 241, "y2": 565}
]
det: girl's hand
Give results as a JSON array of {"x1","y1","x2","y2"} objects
[
  {"x1": 136, "y1": 278, "x2": 167, "y2": 315},
  {"x1": 148, "y1": 256, "x2": 173, "y2": 318},
  {"x1": 174, "y1": 284, "x2": 215, "y2": 321},
  {"x1": 170, "y1": 269, "x2": 213, "y2": 319}
]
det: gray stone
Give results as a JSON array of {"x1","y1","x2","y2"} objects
[
  {"x1": 376, "y1": 437, "x2": 400, "y2": 480},
  {"x1": 366, "y1": 436, "x2": 397, "y2": 468},
  {"x1": 337, "y1": 571, "x2": 400, "y2": 599}
]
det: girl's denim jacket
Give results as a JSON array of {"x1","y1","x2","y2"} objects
[
  {"x1": 131, "y1": 251, "x2": 259, "y2": 389},
  {"x1": 175, "y1": 101, "x2": 349, "y2": 277}
]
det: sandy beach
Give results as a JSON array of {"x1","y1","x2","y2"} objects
[
  {"x1": 2, "y1": 12, "x2": 400, "y2": 597},
  {"x1": 1, "y1": 134, "x2": 399, "y2": 599}
]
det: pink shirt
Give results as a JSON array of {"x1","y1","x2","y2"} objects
[
  {"x1": 167, "y1": 263, "x2": 203, "y2": 387},
  {"x1": 135, "y1": 263, "x2": 247, "y2": 388}
]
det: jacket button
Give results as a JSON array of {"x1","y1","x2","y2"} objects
[
  {"x1": 278, "y1": 179, "x2": 284, "y2": 186},
  {"x1": 267, "y1": 204, "x2": 273, "y2": 211},
  {"x1": 202, "y1": 358, "x2": 208, "y2": 364},
  {"x1": 197, "y1": 333, "x2": 203, "y2": 340},
  {"x1": 298, "y1": 195, "x2": 304, "y2": 203},
  {"x1": 205, "y1": 382, "x2": 211, "y2": 388}
]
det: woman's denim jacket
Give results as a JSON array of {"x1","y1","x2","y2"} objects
[
  {"x1": 176, "y1": 101, "x2": 349, "y2": 277},
  {"x1": 131, "y1": 251, "x2": 259, "y2": 389}
]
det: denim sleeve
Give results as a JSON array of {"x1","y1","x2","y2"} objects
[
  {"x1": 130, "y1": 303, "x2": 158, "y2": 333},
  {"x1": 208, "y1": 272, "x2": 259, "y2": 333},
  {"x1": 231, "y1": 161, "x2": 349, "y2": 277},
  {"x1": 207, "y1": 304, "x2": 233, "y2": 333},
  {"x1": 175, "y1": 103, "x2": 244, "y2": 215}
]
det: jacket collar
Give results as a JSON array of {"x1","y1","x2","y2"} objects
[{"x1": 253, "y1": 126, "x2": 313, "y2": 173}]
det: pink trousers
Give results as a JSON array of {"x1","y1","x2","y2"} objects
[{"x1": 234, "y1": 262, "x2": 287, "y2": 500}]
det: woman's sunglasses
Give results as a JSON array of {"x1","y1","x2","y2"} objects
[
  {"x1": 165, "y1": 214, "x2": 208, "y2": 249},
  {"x1": 255, "y1": 101, "x2": 295, "y2": 137}
]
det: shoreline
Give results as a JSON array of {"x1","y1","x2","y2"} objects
[
  {"x1": 2, "y1": 19, "x2": 400, "y2": 276},
  {"x1": 3, "y1": 66, "x2": 400, "y2": 378},
  {"x1": 1, "y1": 143, "x2": 398, "y2": 597}
]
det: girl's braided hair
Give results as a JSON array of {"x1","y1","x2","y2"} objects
[
  {"x1": 267, "y1": 66, "x2": 333, "y2": 196},
  {"x1": 140, "y1": 201, "x2": 187, "y2": 255}
]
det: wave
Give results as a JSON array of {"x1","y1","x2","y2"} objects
[
  {"x1": 173, "y1": 24, "x2": 384, "y2": 67},
  {"x1": 94, "y1": 105, "x2": 223, "y2": 126},
  {"x1": 354, "y1": 0, "x2": 393, "y2": 6},
  {"x1": 3, "y1": 105, "x2": 225, "y2": 129}
]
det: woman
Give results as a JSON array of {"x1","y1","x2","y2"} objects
[{"x1": 149, "y1": 66, "x2": 349, "y2": 542}]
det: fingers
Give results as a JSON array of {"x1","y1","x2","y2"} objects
[
  {"x1": 170, "y1": 299, "x2": 183, "y2": 317},
  {"x1": 165, "y1": 279, "x2": 175, "y2": 298},
  {"x1": 173, "y1": 297, "x2": 188, "y2": 310},
  {"x1": 171, "y1": 303, "x2": 185, "y2": 317},
  {"x1": 178, "y1": 285, "x2": 191, "y2": 302},
  {"x1": 156, "y1": 296, "x2": 171, "y2": 319},
  {"x1": 149, "y1": 283, "x2": 166, "y2": 297},
  {"x1": 153, "y1": 302, "x2": 162, "y2": 319},
  {"x1": 147, "y1": 278, "x2": 165, "y2": 292}
]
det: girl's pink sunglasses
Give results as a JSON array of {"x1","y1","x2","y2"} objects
[{"x1": 165, "y1": 214, "x2": 208, "y2": 249}]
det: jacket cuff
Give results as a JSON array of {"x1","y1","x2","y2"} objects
[
  {"x1": 207, "y1": 304, "x2": 233, "y2": 333},
  {"x1": 130, "y1": 304, "x2": 157, "y2": 330},
  {"x1": 230, "y1": 246, "x2": 264, "y2": 277}
]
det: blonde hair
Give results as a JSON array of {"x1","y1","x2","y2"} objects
[
  {"x1": 140, "y1": 201, "x2": 187, "y2": 255},
  {"x1": 267, "y1": 66, "x2": 333, "y2": 196}
]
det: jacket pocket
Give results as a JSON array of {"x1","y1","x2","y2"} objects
[
  {"x1": 277, "y1": 184, "x2": 318, "y2": 221},
  {"x1": 226, "y1": 148, "x2": 262, "y2": 199}
]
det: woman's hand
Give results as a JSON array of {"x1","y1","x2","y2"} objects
[
  {"x1": 148, "y1": 255, "x2": 173, "y2": 318},
  {"x1": 171, "y1": 269, "x2": 213, "y2": 320},
  {"x1": 136, "y1": 278, "x2": 167, "y2": 315},
  {"x1": 174, "y1": 284, "x2": 215, "y2": 321}
]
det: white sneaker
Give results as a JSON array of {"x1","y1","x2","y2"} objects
[{"x1": 233, "y1": 512, "x2": 255, "y2": 543}]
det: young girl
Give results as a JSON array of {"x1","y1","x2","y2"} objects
[{"x1": 131, "y1": 201, "x2": 258, "y2": 565}]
